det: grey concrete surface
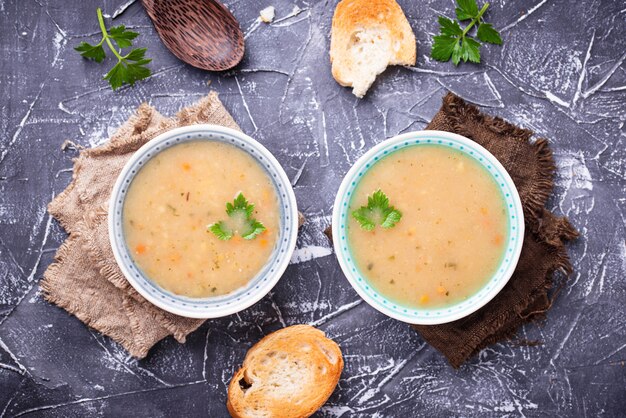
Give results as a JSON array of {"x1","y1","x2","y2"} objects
[{"x1": 1, "y1": 0, "x2": 625, "y2": 416}]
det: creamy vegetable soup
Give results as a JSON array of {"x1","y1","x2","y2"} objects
[
  {"x1": 123, "y1": 141, "x2": 280, "y2": 298},
  {"x1": 347, "y1": 145, "x2": 508, "y2": 309}
]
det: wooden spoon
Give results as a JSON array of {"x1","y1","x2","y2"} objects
[{"x1": 141, "y1": 0, "x2": 244, "y2": 71}]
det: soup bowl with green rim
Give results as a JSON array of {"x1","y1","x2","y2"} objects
[
  {"x1": 332, "y1": 130, "x2": 524, "y2": 325},
  {"x1": 108, "y1": 124, "x2": 299, "y2": 319}
]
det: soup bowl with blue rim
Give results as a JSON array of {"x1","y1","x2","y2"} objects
[
  {"x1": 108, "y1": 124, "x2": 299, "y2": 319},
  {"x1": 332, "y1": 130, "x2": 524, "y2": 325}
]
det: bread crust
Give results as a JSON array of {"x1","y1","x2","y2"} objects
[
  {"x1": 227, "y1": 325, "x2": 343, "y2": 418},
  {"x1": 330, "y1": 0, "x2": 416, "y2": 96}
]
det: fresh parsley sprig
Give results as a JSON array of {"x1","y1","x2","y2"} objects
[
  {"x1": 352, "y1": 190, "x2": 402, "y2": 231},
  {"x1": 75, "y1": 8, "x2": 152, "y2": 90},
  {"x1": 208, "y1": 193, "x2": 267, "y2": 240},
  {"x1": 431, "y1": 0, "x2": 502, "y2": 66}
]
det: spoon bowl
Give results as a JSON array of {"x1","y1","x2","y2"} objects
[{"x1": 141, "y1": 0, "x2": 244, "y2": 71}]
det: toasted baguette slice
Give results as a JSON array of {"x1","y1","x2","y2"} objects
[
  {"x1": 227, "y1": 325, "x2": 343, "y2": 418},
  {"x1": 330, "y1": 0, "x2": 416, "y2": 98}
]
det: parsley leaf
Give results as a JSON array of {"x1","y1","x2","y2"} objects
[
  {"x1": 75, "y1": 42, "x2": 106, "y2": 63},
  {"x1": 455, "y1": 0, "x2": 479, "y2": 20},
  {"x1": 226, "y1": 193, "x2": 255, "y2": 219},
  {"x1": 242, "y1": 220, "x2": 267, "y2": 240},
  {"x1": 431, "y1": 35, "x2": 458, "y2": 62},
  {"x1": 431, "y1": 0, "x2": 502, "y2": 66},
  {"x1": 452, "y1": 40, "x2": 463, "y2": 65},
  {"x1": 477, "y1": 23, "x2": 502, "y2": 45},
  {"x1": 438, "y1": 17, "x2": 463, "y2": 37},
  {"x1": 381, "y1": 208, "x2": 402, "y2": 229},
  {"x1": 463, "y1": 37, "x2": 481, "y2": 63},
  {"x1": 75, "y1": 8, "x2": 151, "y2": 90},
  {"x1": 208, "y1": 193, "x2": 267, "y2": 241},
  {"x1": 352, "y1": 190, "x2": 402, "y2": 231},
  {"x1": 352, "y1": 207, "x2": 377, "y2": 231},
  {"x1": 103, "y1": 62, "x2": 127, "y2": 91},
  {"x1": 108, "y1": 25, "x2": 139, "y2": 49},
  {"x1": 104, "y1": 48, "x2": 152, "y2": 90},
  {"x1": 208, "y1": 221, "x2": 233, "y2": 241}
]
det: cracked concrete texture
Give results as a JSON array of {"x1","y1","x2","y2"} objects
[{"x1": 0, "y1": 0, "x2": 625, "y2": 416}]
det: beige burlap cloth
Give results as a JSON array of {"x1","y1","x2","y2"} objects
[{"x1": 42, "y1": 92, "x2": 240, "y2": 358}]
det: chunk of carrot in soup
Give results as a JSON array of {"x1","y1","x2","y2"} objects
[
  {"x1": 181, "y1": 162, "x2": 191, "y2": 171},
  {"x1": 419, "y1": 294, "x2": 429, "y2": 304},
  {"x1": 135, "y1": 244, "x2": 146, "y2": 254},
  {"x1": 259, "y1": 238, "x2": 268, "y2": 248},
  {"x1": 493, "y1": 234, "x2": 504, "y2": 246}
]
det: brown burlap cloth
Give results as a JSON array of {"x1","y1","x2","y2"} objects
[
  {"x1": 413, "y1": 93, "x2": 578, "y2": 367},
  {"x1": 41, "y1": 92, "x2": 240, "y2": 358}
]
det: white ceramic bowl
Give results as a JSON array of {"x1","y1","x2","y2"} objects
[
  {"x1": 109, "y1": 124, "x2": 299, "y2": 318},
  {"x1": 332, "y1": 130, "x2": 524, "y2": 325}
]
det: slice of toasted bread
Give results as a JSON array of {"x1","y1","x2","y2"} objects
[
  {"x1": 330, "y1": 0, "x2": 416, "y2": 98},
  {"x1": 227, "y1": 325, "x2": 343, "y2": 418}
]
